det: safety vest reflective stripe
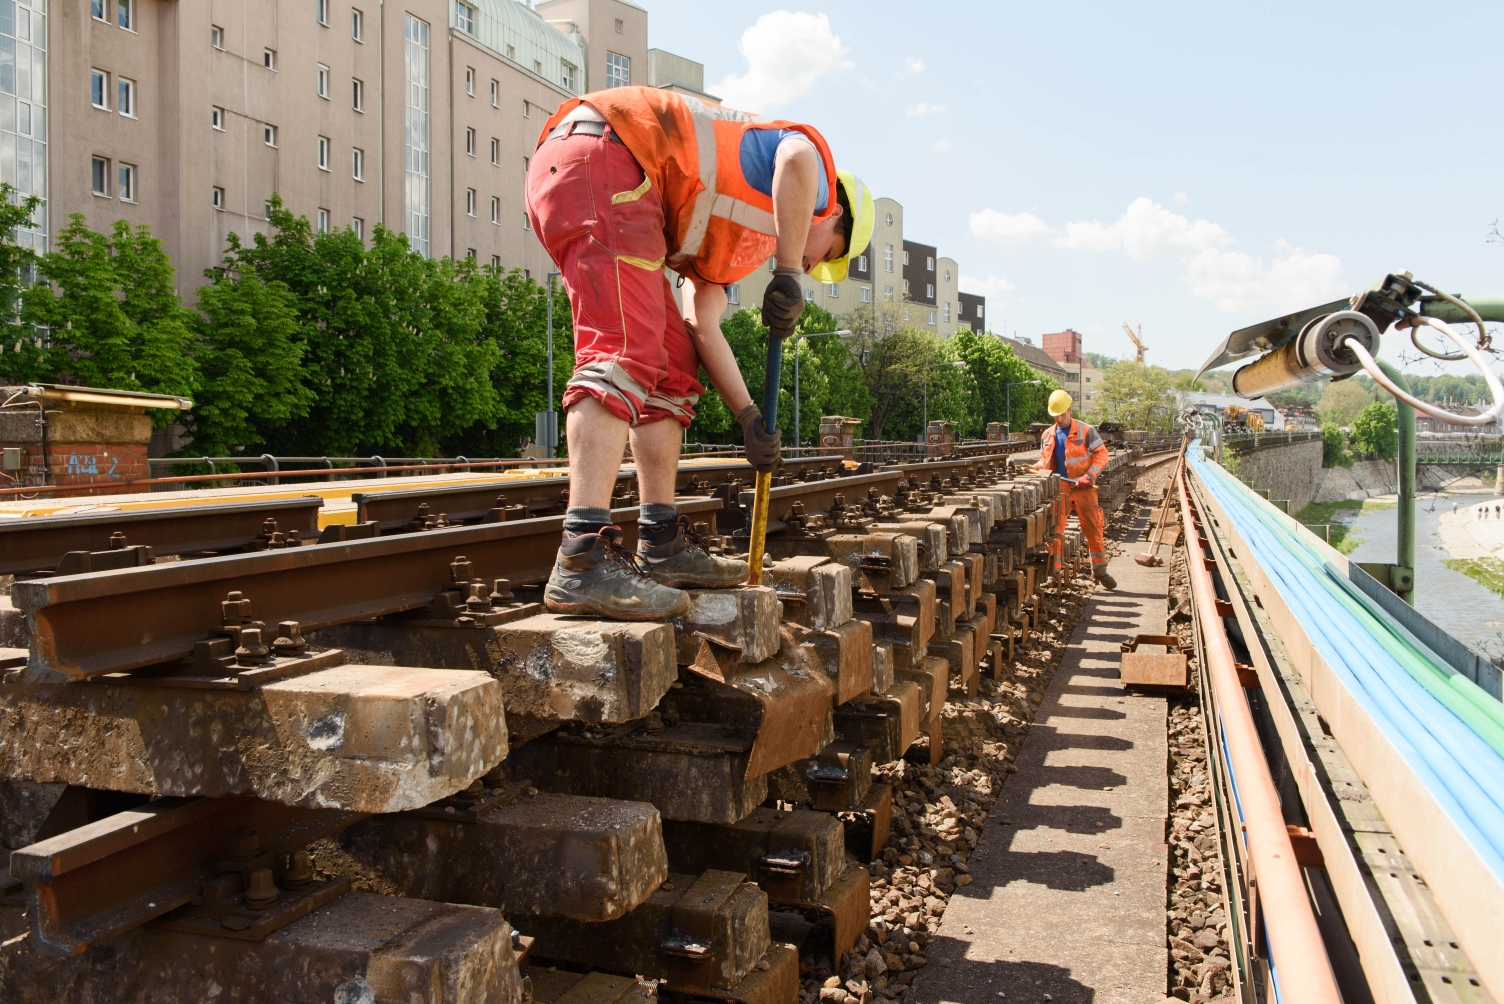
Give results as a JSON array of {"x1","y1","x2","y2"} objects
[{"x1": 673, "y1": 97, "x2": 759, "y2": 262}]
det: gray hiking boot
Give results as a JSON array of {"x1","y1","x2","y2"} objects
[
  {"x1": 1094, "y1": 566, "x2": 1118, "y2": 590},
  {"x1": 545, "y1": 526, "x2": 691, "y2": 621},
  {"x1": 638, "y1": 516, "x2": 749, "y2": 588}
]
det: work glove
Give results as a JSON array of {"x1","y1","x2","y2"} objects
[
  {"x1": 1075, "y1": 476, "x2": 1093, "y2": 488},
  {"x1": 761, "y1": 267, "x2": 805, "y2": 340},
  {"x1": 736, "y1": 404, "x2": 782, "y2": 473}
]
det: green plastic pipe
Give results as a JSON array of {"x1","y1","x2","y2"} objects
[
  {"x1": 1378, "y1": 360, "x2": 1416, "y2": 605},
  {"x1": 1418, "y1": 296, "x2": 1504, "y2": 325}
]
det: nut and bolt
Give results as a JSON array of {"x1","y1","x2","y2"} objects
[
  {"x1": 221, "y1": 591, "x2": 251, "y2": 627},
  {"x1": 229, "y1": 827, "x2": 260, "y2": 860},
  {"x1": 450, "y1": 556, "x2": 475, "y2": 583},
  {"x1": 235, "y1": 627, "x2": 270, "y2": 667},
  {"x1": 271, "y1": 621, "x2": 306, "y2": 658},
  {"x1": 283, "y1": 850, "x2": 316, "y2": 891},
  {"x1": 108, "y1": 531, "x2": 127, "y2": 549},
  {"x1": 465, "y1": 582, "x2": 493, "y2": 613},
  {"x1": 244, "y1": 868, "x2": 279, "y2": 909}
]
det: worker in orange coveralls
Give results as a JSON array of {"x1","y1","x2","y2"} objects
[{"x1": 1036, "y1": 390, "x2": 1116, "y2": 589}]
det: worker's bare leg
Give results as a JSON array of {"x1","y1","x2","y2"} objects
[
  {"x1": 631, "y1": 418, "x2": 748, "y2": 589},
  {"x1": 546, "y1": 398, "x2": 690, "y2": 621}
]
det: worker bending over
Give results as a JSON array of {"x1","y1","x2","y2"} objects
[
  {"x1": 526, "y1": 86, "x2": 874, "y2": 620},
  {"x1": 1036, "y1": 390, "x2": 1117, "y2": 590}
]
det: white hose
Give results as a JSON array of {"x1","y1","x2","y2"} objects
[{"x1": 1341, "y1": 315, "x2": 1504, "y2": 426}]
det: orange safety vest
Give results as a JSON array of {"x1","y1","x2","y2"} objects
[
  {"x1": 1038, "y1": 419, "x2": 1110, "y2": 485},
  {"x1": 538, "y1": 87, "x2": 839, "y2": 286}
]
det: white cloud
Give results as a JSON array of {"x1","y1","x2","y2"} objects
[
  {"x1": 969, "y1": 209, "x2": 1050, "y2": 245},
  {"x1": 899, "y1": 57, "x2": 925, "y2": 78},
  {"x1": 960, "y1": 273, "x2": 1015, "y2": 296},
  {"x1": 1183, "y1": 241, "x2": 1345, "y2": 314},
  {"x1": 1081, "y1": 324, "x2": 1104, "y2": 333},
  {"x1": 931, "y1": 138, "x2": 954, "y2": 152},
  {"x1": 905, "y1": 102, "x2": 946, "y2": 118},
  {"x1": 712, "y1": 11, "x2": 853, "y2": 112},
  {"x1": 1172, "y1": 191, "x2": 1189, "y2": 204},
  {"x1": 1055, "y1": 197, "x2": 1231, "y2": 260}
]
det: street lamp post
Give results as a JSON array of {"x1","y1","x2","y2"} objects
[
  {"x1": 922, "y1": 360, "x2": 967, "y2": 433},
  {"x1": 1005, "y1": 379, "x2": 1043, "y2": 438},
  {"x1": 792, "y1": 329, "x2": 853, "y2": 450},
  {"x1": 543, "y1": 271, "x2": 562, "y2": 458}
]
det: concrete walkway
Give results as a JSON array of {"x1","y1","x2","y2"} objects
[{"x1": 912, "y1": 529, "x2": 1171, "y2": 1003}]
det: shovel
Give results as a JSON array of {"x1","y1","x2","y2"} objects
[
  {"x1": 1134, "y1": 434, "x2": 1190, "y2": 567},
  {"x1": 746, "y1": 330, "x2": 786, "y2": 586}
]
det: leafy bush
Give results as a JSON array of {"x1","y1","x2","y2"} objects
[
  {"x1": 1349, "y1": 401, "x2": 1398, "y2": 461},
  {"x1": 1320, "y1": 421, "x2": 1352, "y2": 468}
]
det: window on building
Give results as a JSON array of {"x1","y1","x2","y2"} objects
[
  {"x1": 92, "y1": 0, "x2": 106, "y2": 21},
  {"x1": 455, "y1": 2, "x2": 475, "y2": 34},
  {"x1": 91, "y1": 70, "x2": 109, "y2": 109},
  {"x1": 883, "y1": 244, "x2": 893, "y2": 272},
  {"x1": 491, "y1": 196, "x2": 499, "y2": 224},
  {"x1": 927, "y1": 310, "x2": 936, "y2": 324},
  {"x1": 976, "y1": 304, "x2": 984, "y2": 318},
  {"x1": 317, "y1": 136, "x2": 331, "y2": 170},
  {"x1": 491, "y1": 254, "x2": 500, "y2": 267},
  {"x1": 118, "y1": 164, "x2": 136, "y2": 203},
  {"x1": 943, "y1": 269, "x2": 951, "y2": 282},
  {"x1": 884, "y1": 212, "x2": 893, "y2": 226},
  {"x1": 942, "y1": 302, "x2": 950, "y2": 322},
  {"x1": 212, "y1": 186, "x2": 225, "y2": 210},
  {"x1": 317, "y1": 208, "x2": 330, "y2": 234},
  {"x1": 490, "y1": 80, "x2": 499, "y2": 106},
  {"x1": 264, "y1": 124, "x2": 278, "y2": 147},
  {"x1": 264, "y1": 49, "x2": 277, "y2": 71},
  {"x1": 614, "y1": 17, "x2": 625, "y2": 32},
  {"x1": 117, "y1": 0, "x2": 133, "y2": 30},
  {"x1": 265, "y1": 201, "x2": 274, "y2": 220},
  {"x1": 118, "y1": 78, "x2": 136, "y2": 117},
  {"x1": 466, "y1": 67, "x2": 476, "y2": 96},
  {"x1": 523, "y1": 211, "x2": 530, "y2": 230},
  {"x1": 211, "y1": 24, "x2": 224, "y2": 47},
  {"x1": 768, "y1": 258, "x2": 775, "y2": 273},
  {"x1": 352, "y1": 148, "x2": 365, "y2": 180},
  {"x1": 91, "y1": 157, "x2": 110, "y2": 196},
  {"x1": 465, "y1": 127, "x2": 476, "y2": 156},
  {"x1": 926, "y1": 283, "x2": 934, "y2": 298},
  {"x1": 883, "y1": 286, "x2": 893, "y2": 301},
  {"x1": 856, "y1": 254, "x2": 867, "y2": 272},
  {"x1": 316, "y1": 0, "x2": 329, "y2": 25},
  {"x1": 506, "y1": 44, "x2": 516, "y2": 60},
  {"x1": 353, "y1": 217, "x2": 364, "y2": 240},
  {"x1": 521, "y1": 100, "x2": 530, "y2": 118},
  {"x1": 490, "y1": 138, "x2": 499, "y2": 165},
  {"x1": 561, "y1": 62, "x2": 576, "y2": 91},
  {"x1": 351, "y1": 9, "x2": 363, "y2": 40},
  {"x1": 926, "y1": 256, "x2": 934, "y2": 271},
  {"x1": 317, "y1": 64, "x2": 330, "y2": 98},
  {"x1": 606, "y1": 52, "x2": 630, "y2": 88},
  {"x1": 903, "y1": 250, "x2": 910, "y2": 266},
  {"x1": 465, "y1": 247, "x2": 476, "y2": 260},
  {"x1": 465, "y1": 188, "x2": 476, "y2": 216},
  {"x1": 827, "y1": 283, "x2": 839, "y2": 297},
  {"x1": 728, "y1": 284, "x2": 740, "y2": 305},
  {"x1": 902, "y1": 279, "x2": 910, "y2": 295},
  {"x1": 860, "y1": 286, "x2": 871, "y2": 303},
  {"x1": 352, "y1": 78, "x2": 364, "y2": 111},
  {"x1": 211, "y1": 106, "x2": 225, "y2": 130},
  {"x1": 802, "y1": 289, "x2": 814, "y2": 303}
]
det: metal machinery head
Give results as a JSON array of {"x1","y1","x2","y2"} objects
[{"x1": 1229, "y1": 309, "x2": 1381, "y2": 399}]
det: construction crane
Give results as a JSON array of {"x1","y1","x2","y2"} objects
[{"x1": 1122, "y1": 322, "x2": 1147, "y2": 364}]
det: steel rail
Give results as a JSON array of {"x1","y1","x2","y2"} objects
[
  {"x1": 13, "y1": 497, "x2": 723, "y2": 681},
  {"x1": 1178, "y1": 469, "x2": 1342, "y2": 1003},
  {"x1": 0, "y1": 496, "x2": 326, "y2": 576}
]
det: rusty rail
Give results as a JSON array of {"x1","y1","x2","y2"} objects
[{"x1": 1177, "y1": 470, "x2": 1342, "y2": 1003}]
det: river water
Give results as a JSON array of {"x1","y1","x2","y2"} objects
[{"x1": 1344, "y1": 492, "x2": 1504, "y2": 658}]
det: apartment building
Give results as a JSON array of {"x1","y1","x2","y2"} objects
[
  {"x1": 957, "y1": 291, "x2": 985, "y2": 334},
  {"x1": 1040, "y1": 329, "x2": 1101, "y2": 411},
  {"x1": 39, "y1": 0, "x2": 636, "y2": 296}
]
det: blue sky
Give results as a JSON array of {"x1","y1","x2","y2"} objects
[{"x1": 641, "y1": 1, "x2": 1504, "y2": 376}]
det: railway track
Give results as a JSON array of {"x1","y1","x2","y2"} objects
[{"x1": 0, "y1": 442, "x2": 1149, "y2": 1004}]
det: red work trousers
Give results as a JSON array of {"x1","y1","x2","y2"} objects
[
  {"x1": 1055, "y1": 486, "x2": 1107, "y2": 574},
  {"x1": 525, "y1": 126, "x2": 703, "y2": 428}
]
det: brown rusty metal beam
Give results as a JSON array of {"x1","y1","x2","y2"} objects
[
  {"x1": 12, "y1": 498, "x2": 722, "y2": 681},
  {"x1": 0, "y1": 496, "x2": 326, "y2": 576},
  {"x1": 10, "y1": 796, "x2": 363, "y2": 955}
]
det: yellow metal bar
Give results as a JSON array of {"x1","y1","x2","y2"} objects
[{"x1": 747, "y1": 469, "x2": 773, "y2": 585}]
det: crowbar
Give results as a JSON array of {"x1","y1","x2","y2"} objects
[{"x1": 746, "y1": 332, "x2": 785, "y2": 585}]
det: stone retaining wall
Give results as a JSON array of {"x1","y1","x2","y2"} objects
[
  {"x1": 1312, "y1": 459, "x2": 1398, "y2": 503},
  {"x1": 1231, "y1": 439, "x2": 1325, "y2": 514}
]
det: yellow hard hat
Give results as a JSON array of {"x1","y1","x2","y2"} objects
[
  {"x1": 809, "y1": 171, "x2": 874, "y2": 284},
  {"x1": 1047, "y1": 389, "x2": 1074, "y2": 416}
]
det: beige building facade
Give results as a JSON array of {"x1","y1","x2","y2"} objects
[{"x1": 41, "y1": 0, "x2": 611, "y2": 296}]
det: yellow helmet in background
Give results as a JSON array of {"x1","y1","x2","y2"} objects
[
  {"x1": 1047, "y1": 389, "x2": 1074, "y2": 417},
  {"x1": 809, "y1": 171, "x2": 874, "y2": 284}
]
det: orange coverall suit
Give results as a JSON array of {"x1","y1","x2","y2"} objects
[{"x1": 1039, "y1": 419, "x2": 1110, "y2": 576}]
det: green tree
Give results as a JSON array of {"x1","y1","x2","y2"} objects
[
  {"x1": 0, "y1": 183, "x2": 45, "y2": 382},
  {"x1": 1320, "y1": 421, "x2": 1352, "y2": 468},
  {"x1": 1094, "y1": 361, "x2": 1177, "y2": 432},
  {"x1": 1350, "y1": 401, "x2": 1398, "y2": 461},
  {"x1": 221, "y1": 199, "x2": 502, "y2": 455},
  {"x1": 21, "y1": 216, "x2": 197, "y2": 412},
  {"x1": 185, "y1": 265, "x2": 314, "y2": 456},
  {"x1": 951, "y1": 328, "x2": 1056, "y2": 432},
  {"x1": 1316, "y1": 379, "x2": 1370, "y2": 427}
]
